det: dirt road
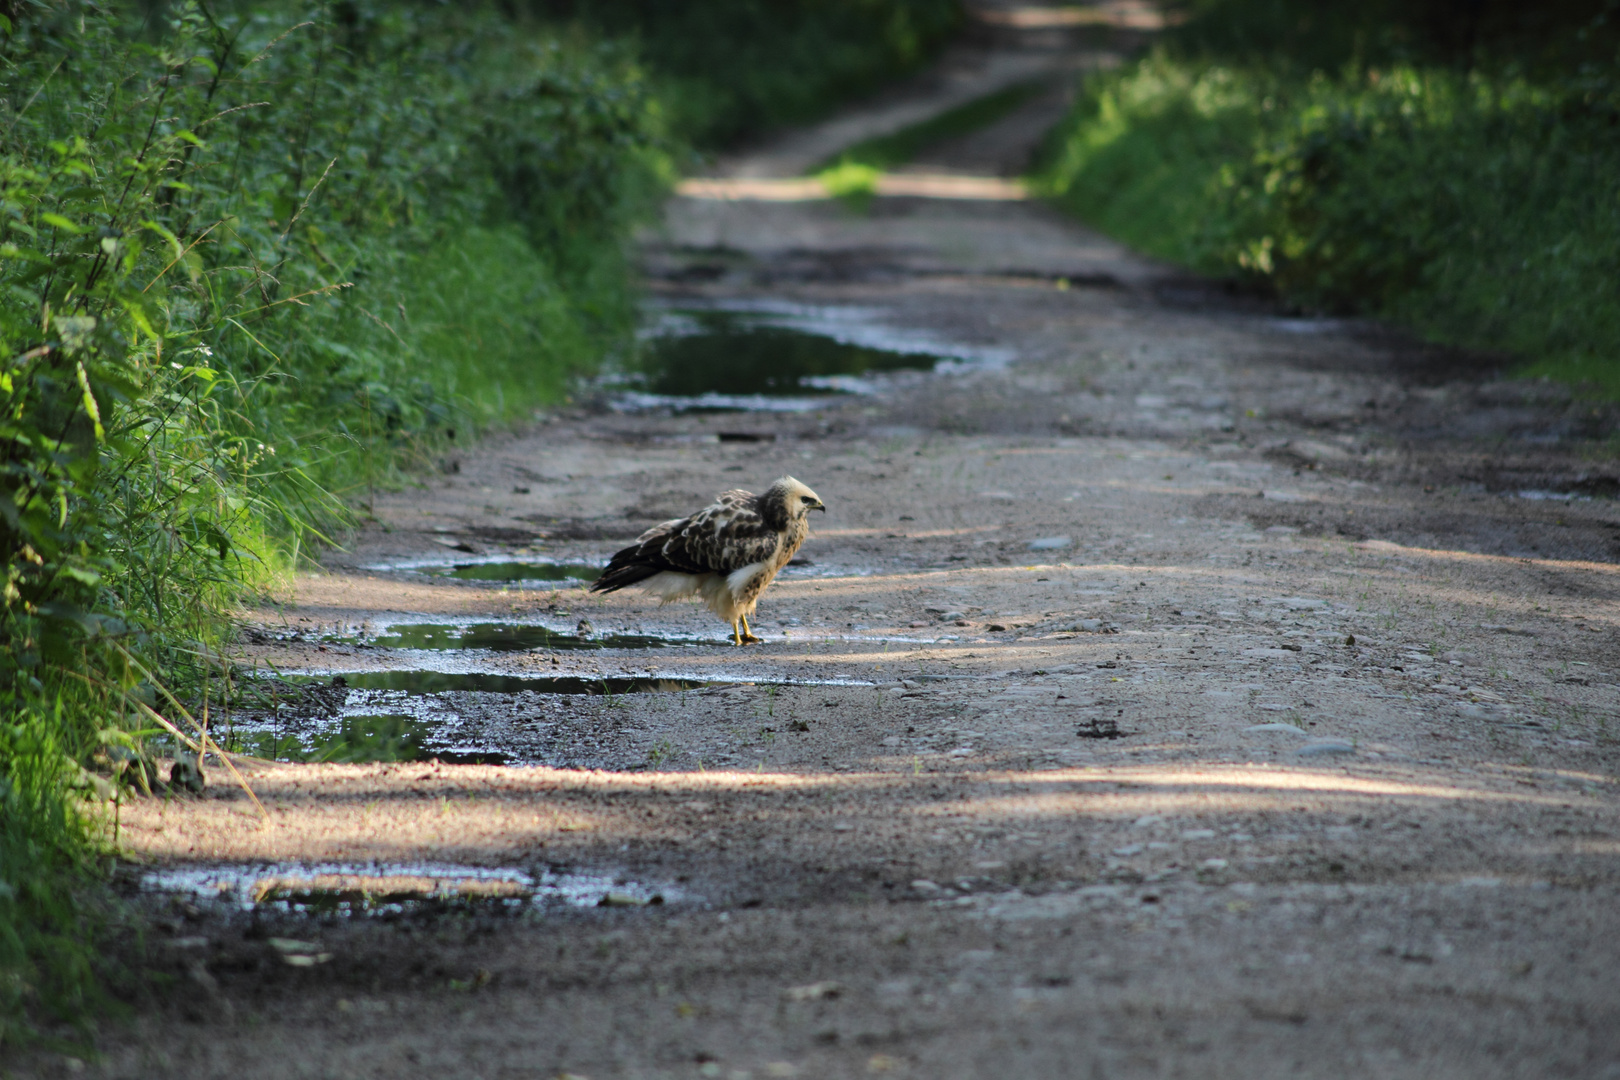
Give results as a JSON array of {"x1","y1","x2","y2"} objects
[{"x1": 51, "y1": 6, "x2": 1620, "y2": 1079}]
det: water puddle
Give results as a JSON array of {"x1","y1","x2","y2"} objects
[
  {"x1": 433, "y1": 561, "x2": 601, "y2": 584},
  {"x1": 305, "y1": 672, "x2": 704, "y2": 696},
  {"x1": 226, "y1": 714, "x2": 505, "y2": 765},
  {"x1": 612, "y1": 303, "x2": 1012, "y2": 413},
  {"x1": 143, "y1": 861, "x2": 679, "y2": 915},
  {"x1": 359, "y1": 557, "x2": 603, "y2": 588},
  {"x1": 226, "y1": 667, "x2": 873, "y2": 766},
  {"x1": 366, "y1": 622, "x2": 702, "y2": 652},
  {"x1": 222, "y1": 676, "x2": 705, "y2": 764}
]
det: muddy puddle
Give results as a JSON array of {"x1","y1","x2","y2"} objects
[
  {"x1": 433, "y1": 561, "x2": 601, "y2": 583},
  {"x1": 360, "y1": 557, "x2": 602, "y2": 587},
  {"x1": 143, "y1": 861, "x2": 680, "y2": 916},
  {"x1": 223, "y1": 669, "x2": 881, "y2": 767},
  {"x1": 364, "y1": 622, "x2": 704, "y2": 652},
  {"x1": 611, "y1": 303, "x2": 1012, "y2": 412},
  {"x1": 220, "y1": 675, "x2": 705, "y2": 765},
  {"x1": 308, "y1": 671, "x2": 704, "y2": 696}
]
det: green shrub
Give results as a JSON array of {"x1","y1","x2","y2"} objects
[
  {"x1": 1036, "y1": 46, "x2": 1620, "y2": 393},
  {"x1": 529, "y1": 0, "x2": 964, "y2": 146},
  {"x1": 0, "y1": 0, "x2": 659, "y2": 1039}
]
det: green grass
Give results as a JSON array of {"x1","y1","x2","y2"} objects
[{"x1": 1035, "y1": 24, "x2": 1620, "y2": 396}]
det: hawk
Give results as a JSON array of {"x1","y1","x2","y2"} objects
[{"x1": 589, "y1": 477, "x2": 825, "y2": 645}]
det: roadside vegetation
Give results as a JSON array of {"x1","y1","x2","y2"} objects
[
  {"x1": 531, "y1": 0, "x2": 963, "y2": 148},
  {"x1": 0, "y1": 0, "x2": 959, "y2": 1045},
  {"x1": 1035, "y1": 0, "x2": 1620, "y2": 394}
]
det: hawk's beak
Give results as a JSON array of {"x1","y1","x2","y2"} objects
[{"x1": 810, "y1": 500, "x2": 826, "y2": 512}]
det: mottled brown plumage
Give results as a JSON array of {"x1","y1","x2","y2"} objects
[{"x1": 589, "y1": 477, "x2": 825, "y2": 644}]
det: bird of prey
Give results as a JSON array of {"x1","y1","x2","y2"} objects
[{"x1": 589, "y1": 477, "x2": 825, "y2": 645}]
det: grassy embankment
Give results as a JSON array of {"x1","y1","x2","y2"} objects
[
  {"x1": 0, "y1": 0, "x2": 961, "y2": 1045},
  {"x1": 1034, "y1": 0, "x2": 1620, "y2": 395}
]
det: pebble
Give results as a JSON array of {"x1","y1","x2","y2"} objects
[
  {"x1": 910, "y1": 880, "x2": 944, "y2": 898},
  {"x1": 1180, "y1": 829, "x2": 1217, "y2": 841},
  {"x1": 1028, "y1": 536, "x2": 1072, "y2": 550},
  {"x1": 1111, "y1": 844, "x2": 1144, "y2": 857},
  {"x1": 940, "y1": 611, "x2": 966, "y2": 621},
  {"x1": 1243, "y1": 723, "x2": 1307, "y2": 736},
  {"x1": 1296, "y1": 740, "x2": 1356, "y2": 757}
]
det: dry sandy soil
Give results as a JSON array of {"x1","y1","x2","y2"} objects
[{"x1": 29, "y1": 5, "x2": 1620, "y2": 1079}]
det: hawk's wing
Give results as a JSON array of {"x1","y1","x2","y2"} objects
[{"x1": 591, "y1": 489, "x2": 781, "y2": 593}]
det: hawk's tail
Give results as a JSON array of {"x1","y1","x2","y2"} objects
[{"x1": 588, "y1": 549, "x2": 662, "y2": 594}]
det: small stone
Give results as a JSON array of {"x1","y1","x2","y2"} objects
[
  {"x1": 575, "y1": 619, "x2": 594, "y2": 638},
  {"x1": 940, "y1": 611, "x2": 966, "y2": 621},
  {"x1": 1111, "y1": 844, "x2": 1144, "y2": 857},
  {"x1": 1028, "y1": 536, "x2": 1072, "y2": 551},
  {"x1": 1200, "y1": 858, "x2": 1229, "y2": 870},
  {"x1": 598, "y1": 892, "x2": 648, "y2": 907},
  {"x1": 910, "y1": 879, "x2": 943, "y2": 898},
  {"x1": 1180, "y1": 829, "x2": 1217, "y2": 841}
]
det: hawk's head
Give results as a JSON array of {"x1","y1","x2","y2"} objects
[{"x1": 761, "y1": 476, "x2": 825, "y2": 528}]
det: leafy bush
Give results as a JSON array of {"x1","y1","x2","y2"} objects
[
  {"x1": 0, "y1": 0, "x2": 658, "y2": 1038},
  {"x1": 1036, "y1": 24, "x2": 1620, "y2": 393},
  {"x1": 529, "y1": 0, "x2": 964, "y2": 146}
]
